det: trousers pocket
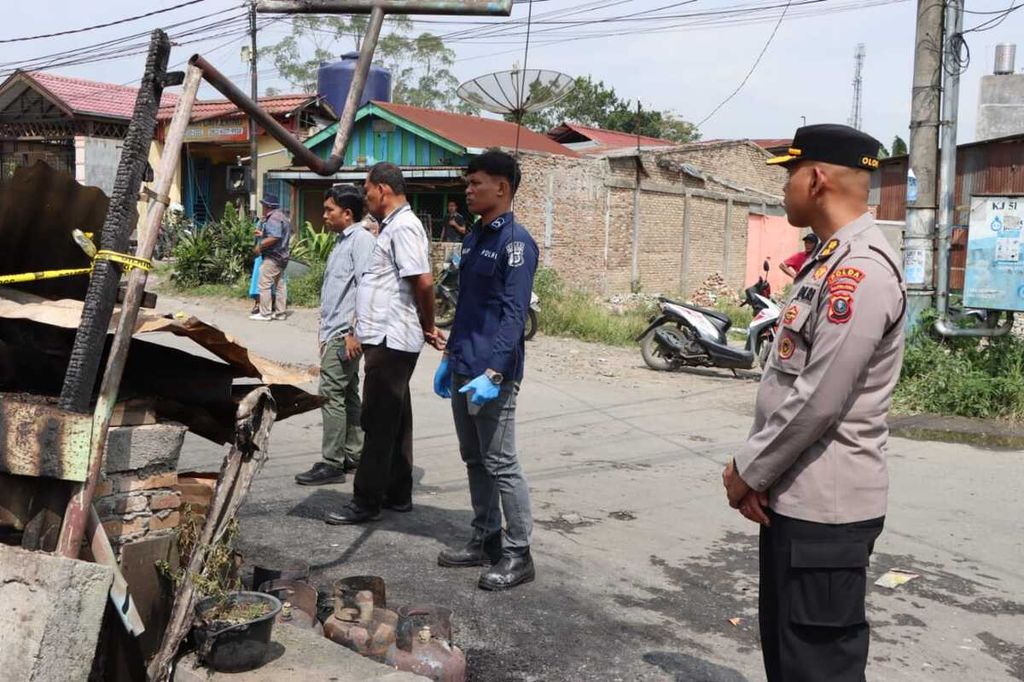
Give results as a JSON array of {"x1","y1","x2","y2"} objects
[{"x1": 789, "y1": 541, "x2": 869, "y2": 627}]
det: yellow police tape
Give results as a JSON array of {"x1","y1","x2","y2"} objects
[{"x1": 0, "y1": 250, "x2": 152, "y2": 286}]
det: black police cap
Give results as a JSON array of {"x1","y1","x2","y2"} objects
[{"x1": 766, "y1": 124, "x2": 883, "y2": 172}]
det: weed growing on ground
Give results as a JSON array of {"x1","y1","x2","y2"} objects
[{"x1": 894, "y1": 309, "x2": 1024, "y2": 421}]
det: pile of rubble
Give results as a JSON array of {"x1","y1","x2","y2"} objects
[{"x1": 690, "y1": 273, "x2": 736, "y2": 308}]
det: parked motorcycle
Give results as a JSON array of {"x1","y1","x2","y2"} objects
[
  {"x1": 434, "y1": 250, "x2": 539, "y2": 341},
  {"x1": 637, "y1": 261, "x2": 779, "y2": 373}
]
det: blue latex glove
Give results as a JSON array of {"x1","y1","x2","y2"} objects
[
  {"x1": 433, "y1": 356, "x2": 452, "y2": 399},
  {"x1": 459, "y1": 373, "x2": 500, "y2": 406}
]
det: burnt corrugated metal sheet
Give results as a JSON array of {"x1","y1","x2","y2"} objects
[{"x1": 877, "y1": 135, "x2": 1024, "y2": 224}]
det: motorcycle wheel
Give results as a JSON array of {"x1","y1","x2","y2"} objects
[
  {"x1": 640, "y1": 324, "x2": 686, "y2": 371},
  {"x1": 435, "y1": 293, "x2": 457, "y2": 328},
  {"x1": 756, "y1": 330, "x2": 773, "y2": 369},
  {"x1": 524, "y1": 309, "x2": 539, "y2": 341}
]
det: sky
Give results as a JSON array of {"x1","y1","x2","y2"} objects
[{"x1": 3, "y1": 0, "x2": 1023, "y2": 146}]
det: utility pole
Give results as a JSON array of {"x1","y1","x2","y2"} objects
[
  {"x1": 934, "y1": 0, "x2": 963, "y2": 325},
  {"x1": 848, "y1": 43, "x2": 865, "y2": 130},
  {"x1": 903, "y1": 0, "x2": 944, "y2": 329},
  {"x1": 249, "y1": 0, "x2": 259, "y2": 217}
]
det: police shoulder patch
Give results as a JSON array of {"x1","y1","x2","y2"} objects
[
  {"x1": 506, "y1": 240, "x2": 525, "y2": 267},
  {"x1": 813, "y1": 265, "x2": 829, "y2": 281},
  {"x1": 827, "y1": 293, "x2": 854, "y2": 324},
  {"x1": 778, "y1": 335, "x2": 796, "y2": 360},
  {"x1": 782, "y1": 304, "x2": 800, "y2": 325}
]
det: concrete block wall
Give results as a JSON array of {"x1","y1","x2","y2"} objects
[
  {"x1": 95, "y1": 421, "x2": 186, "y2": 553},
  {"x1": 660, "y1": 141, "x2": 786, "y2": 196}
]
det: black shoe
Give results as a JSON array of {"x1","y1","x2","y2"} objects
[
  {"x1": 478, "y1": 552, "x2": 535, "y2": 591},
  {"x1": 324, "y1": 502, "x2": 381, "y2": 525},
  {"x1": 382, "y1": 498, "x2": 413, "y2": 513},
  {"x1": 295, "y1": 462, "x2": 346, "y2": 486},
  {"x1": 340, "y1": 460, "x2": 360, "y2": 474},
  {"x1": 437, "y1": 534, "x2": 502, "y2": 568}
]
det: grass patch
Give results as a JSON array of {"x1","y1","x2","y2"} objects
[
  {"x1": 894, "y1": 309, "x2": 1024, "y2": 421},
  {"x1": 534, "y1": 268, "x2": 653, "y2": 346}
]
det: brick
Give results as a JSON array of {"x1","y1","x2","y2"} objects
[
  {"x1": 150, "y1": 492, "x2": 181, "y2": 511},
  {"x1": 148, "y1": 511, "x2": 180, "y2": 532},
  {"x1": 95, "y1": 478, "x2": 114, "y2": 498},
  {"x1": 102, "y1": 516, "x2": 148, "y2": 539},
  {"x1": 112, "y1": 471, "x2": 178, "y2": 493},
  {"x1": 95, "y1": 493, "x2": 149, "y2": 517}
]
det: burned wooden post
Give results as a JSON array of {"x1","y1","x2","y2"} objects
[
  {"x1": 58, "y1": 31, "x2": 172, "y2": 413},
  {"x1": 56, "y1": 64, "x2": 203, "y2": 558}
]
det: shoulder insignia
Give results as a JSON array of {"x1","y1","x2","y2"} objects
[
  {"x1": 817, "y1": 238, "x2": 840, "y2": 260},
  {"x1": 782, "y1": 304, "x2": 800, "y2": 325},
  {"x1": 813, "y1": 265, "x2": 829, "y2": 281},
  {"x1": 778, "y1": 335, "x2": 796, "y2": 360},
  {"x1": 506, "y1": 240, "x2": 525, "y2": 267},
  {"x1": 827, "y1": 293, "x2": 854, "y2": 324}
]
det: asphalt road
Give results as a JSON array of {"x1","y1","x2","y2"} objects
[{"x1": 161, "y1": 293, "x2": 1024, "y2": 682}]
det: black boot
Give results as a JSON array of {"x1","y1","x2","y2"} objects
[
  {"x1": 437, "y1": 534, "x2": 502, "y2": 567},
  {"x1": 478, "y1": 551, "x2": 535, "y2": 591},
  {"x1": 295, "y1": 462, "x2": 346, "y2": 486},
  {"x1": 324, "y1": 502, "x2": 381, "y2": 525}
]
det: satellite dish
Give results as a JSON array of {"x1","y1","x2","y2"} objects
[{"x1": 457, "y1": 68, "x2": 575, "y2": 123}]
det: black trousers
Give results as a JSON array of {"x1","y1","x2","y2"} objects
[
  {"x1": 759, "y1": 509, "x2": 884, "y2": 682},
  {"x1": 352, "y1": 343, "x2": 419, "y2": 511}
]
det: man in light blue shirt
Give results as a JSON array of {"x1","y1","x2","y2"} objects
[{"x1": 295, "y1": 185, "x2": 377, "y2": 486}]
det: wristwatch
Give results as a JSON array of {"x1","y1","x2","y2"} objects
[{"x1": 485, "y1": 369, "x2": 503, "y2": 385}]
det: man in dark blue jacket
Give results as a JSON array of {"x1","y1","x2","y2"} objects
[{"x1": 433, "y1": 150, "x2": 539, "y2": 591}]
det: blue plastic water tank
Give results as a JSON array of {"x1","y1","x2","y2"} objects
[{"x1": 317, "y1": 52, "x2": 391, "y2": 117}]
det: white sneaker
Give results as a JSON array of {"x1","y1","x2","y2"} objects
[{"x1": 249, "y1": 313, "x2": 274, "y2": 321}]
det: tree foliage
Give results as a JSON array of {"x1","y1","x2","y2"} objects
[
  {"x1": 263, "y1": 16, "x2": 475, "y2": 114},
  {"x1": 891, "y1": 135, "x2": 908, "y2": 157},
  {"x1": 513, "y1": 76, "x2": 700, "y2": 143}
]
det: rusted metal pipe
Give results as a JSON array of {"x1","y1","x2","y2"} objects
[
  {"x1": 189, "y1": 5, "x2": 385, "y2": 177},
  {"x1": 56, "y1": 65, "x2": 203, "y2": 558},
  {"x1": 257, "y1": 0, "x2": 512, "y2": 16}
]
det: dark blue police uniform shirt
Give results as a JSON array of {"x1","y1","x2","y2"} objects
[{"x1": 447, "y1": 212, "x2": 539, "y2": 382}]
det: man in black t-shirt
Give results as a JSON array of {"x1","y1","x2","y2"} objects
[{"x1": 442, "y1": 200, "x2": 468, "y2": 242}]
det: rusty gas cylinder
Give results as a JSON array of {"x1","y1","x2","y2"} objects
[
  {"x1": 385, "y1": 605, "x2": 466, "y2": 682},
  {"x1": 259, "y1": 579, "x2": 323, "y2": 634},
  {"x1": 323, "y1": 588, "x2": 398, "y2": 659}
]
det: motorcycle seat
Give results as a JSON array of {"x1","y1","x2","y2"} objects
[{"x1": 673, "y1": 301, "x2": 733, "y2": 333}]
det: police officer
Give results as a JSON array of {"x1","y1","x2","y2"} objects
[
  {"x1": 433, "y1": 150, "x2": 539, "y2": 591},
  {"x1": 722, "y1": 124, "x2": 906, "y2": 682}
]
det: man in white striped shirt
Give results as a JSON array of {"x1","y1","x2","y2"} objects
[{"x1": 326, "y1": 162, "x2": 445, "y2": 525}]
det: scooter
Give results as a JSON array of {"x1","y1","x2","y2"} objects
[
  {"x1": 434, "y1": 249, "x2": 540, "y2": 340},
  {"x1": 637, "y1": 261, "x2": 779, "y2": 373}
]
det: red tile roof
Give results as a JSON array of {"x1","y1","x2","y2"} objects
[
  {"x1": 158, "y1": 94, "x2": 328, "y2": 123},
  {"x1": 28, "y1": 71, "x2": 178, "y2": 120},
  {"x1": 374, "y1": 101, "x2": 577, "y2": 157},
  {"x1": 550, "y1": 121, "x2": 677, "y2": 154}
]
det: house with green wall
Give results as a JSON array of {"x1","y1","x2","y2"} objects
[{"x1": 266, "y1": 100, "x2": 576, "y2": 238}]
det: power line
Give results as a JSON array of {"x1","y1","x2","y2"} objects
[
  {"x1": 0, "y1": 0, "x2": 212, "y2": 44},
  {"x1": 697, "y1": 0, "x2": 793, "y2": 127}
]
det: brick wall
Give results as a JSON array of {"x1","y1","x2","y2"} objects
[
  {"x1": 659, "y1": 141, "x2": 786, "y2": 196},
  {"x1": 95, "y1": 422, "x2": 186, "y2": 554},
  {"x1": 513, "y1": 148, "x2": 781, "y2": 297}
]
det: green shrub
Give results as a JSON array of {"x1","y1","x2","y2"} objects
[
  {"x1": 894, "y1": 309, "x2": 1024, "y2": 420},
  {"x1": 287, "y1": 260, "x2": 326, "y2": 308},
  {"x1": 290, "y1": 221, "x2": 334, "y2": 265},
  {"x1": 170, "y1": 204, "x2": 254, "y2": 288}
]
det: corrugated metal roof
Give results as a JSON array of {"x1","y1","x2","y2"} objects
[
  {"x1": 25, "y1": 71, "x2": 178, "y2": 120},
  {"x1": 157, "y1": 94, "x2": 329, "y2": 122},
  {"x1": 547, "y1": 121, "x2": 677, "y2": 155},
  {"x1": 372, "y1": 101, "x2": 577, "y2": 157}
]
